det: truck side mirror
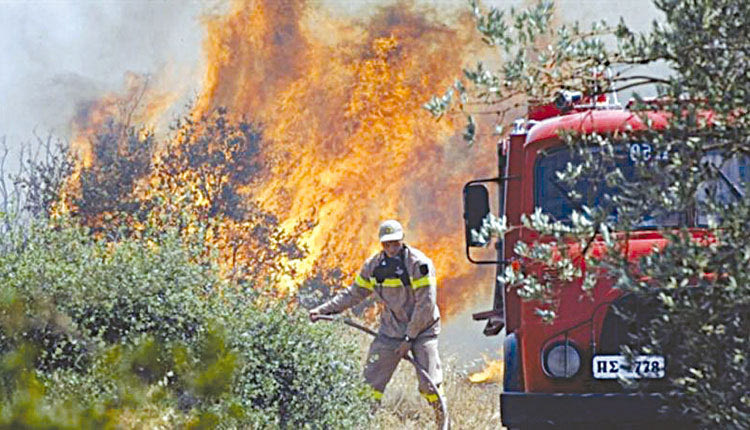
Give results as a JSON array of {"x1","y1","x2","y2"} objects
[{"x1": 463, "y1": 184, "x2": 490, "y2": 247}]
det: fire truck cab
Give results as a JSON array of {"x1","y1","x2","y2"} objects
[{"x1": 463, "y1": 94, "x2": 700, "y2": 429}]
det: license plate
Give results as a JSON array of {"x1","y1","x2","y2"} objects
[{"x1": 592, "y1": 355, "x2": 665, "y2": 379}]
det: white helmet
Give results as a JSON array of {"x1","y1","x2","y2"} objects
[{"x1": 378, "y1": 219, "x2": 404, "y2": 242}]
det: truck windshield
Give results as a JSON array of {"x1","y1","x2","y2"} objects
[{"x1": 534, "y1": 144, "x2": 749, "y2": 227}]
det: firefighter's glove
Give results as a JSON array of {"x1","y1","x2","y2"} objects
[
  {"x1": 395, "y1": 336, "x2": 412, "y2": 358},
  {"x1": 309, "y1": 307, "x2": 324, "y2": 323}
]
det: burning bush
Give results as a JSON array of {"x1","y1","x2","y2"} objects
[
  {"x1": 0, "y1": 106, "x2": 369, "y2": 426},
  {"x1": 73, "y1": 120, "x2": 154, "y2": 222},
  {"x1": 54, "y1": 105, "x2": 309, "y2": 289}
]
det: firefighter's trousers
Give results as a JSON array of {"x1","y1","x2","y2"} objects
[{"x1": 363, "y1": 334, "x2": 443, "y2": 402}]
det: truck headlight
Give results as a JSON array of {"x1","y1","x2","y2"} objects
[{"x1": 542, "y1": 342, "x2": 581, "y2": 378}]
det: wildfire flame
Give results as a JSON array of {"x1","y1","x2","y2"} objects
[
  {"x1": 468, "y1": 352, "x2": 505, "y2": 384},
  {"x1": 66, "y1": 0, "x2": 501, "y2": 318},
  {"x1": 71, "y1": 73, "x2": 175, "y2": 168}
]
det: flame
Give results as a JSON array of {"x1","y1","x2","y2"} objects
[
  {"x1": 64, "y1": 0, "x2": 502, "y2": 318},
  {"x1": 70, "y1": 73, "x2": 174, "y2": 166},
  {"x1": 468, "y1": 352, "x2": 504, "y2": 384},
  {"x1": 57, "y1": 73, "x2": 177, "y2": 219},
  {"x1": 194, "y1": 0, "x2": 497, "y2": 316}
]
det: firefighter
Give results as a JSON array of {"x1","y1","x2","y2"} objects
[{"x1": 309, "y1": 219, "x2": 446, "y2": 427}]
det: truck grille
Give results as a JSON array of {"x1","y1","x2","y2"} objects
[{"x1": 598, "y1": 294, "x2": 647, "y2": 354}]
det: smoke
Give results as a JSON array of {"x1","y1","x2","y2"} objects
[{"x1": 0, "y1": 1, "x2": 206, "y2": 173}]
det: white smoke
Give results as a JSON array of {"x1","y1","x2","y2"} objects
[{"x1": 0, "y1": 0, "x2": 208, "y2": 173}]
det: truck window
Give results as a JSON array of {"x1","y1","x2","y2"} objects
[
  {"x1": 534, "y1": 144, "x2": 669, "y2": 227},
  {"x1": 535, "y1": 145, "x2": 749, "y2": 228}
]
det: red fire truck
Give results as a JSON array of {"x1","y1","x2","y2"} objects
[{"x1": 463, "y1": 93, "x2": 717, "y2": 429}]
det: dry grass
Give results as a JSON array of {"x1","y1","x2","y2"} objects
[
  {"x1": 370, "y1": 356, "x2": 504, "y2": 430},
  {"x1": 119, "y1": 331, "x2": 506, "y2": 429}
]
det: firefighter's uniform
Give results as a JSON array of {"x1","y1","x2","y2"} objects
[{"x1": 313, "y1": 242, "x2": 444, "y2": 406}]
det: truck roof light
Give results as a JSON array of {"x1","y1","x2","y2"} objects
[
  {"x1": 555, "y1": 91, "x2": 583, "y2": 111},
  {"x1": 510, "y1": 118, "x2": 527, "y2": 136}
]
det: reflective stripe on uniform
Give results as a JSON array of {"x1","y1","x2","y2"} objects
[
  {"x1": 381, "y1": 278, "x2": 404, "y2": 287},
  {"x1": 355, "y1": 274, "x2": 373, "y2": 290},
  {"x1": 411, "y1": 275, "x2": 436, "y2": 289},
  {"x1": 369, "y1": 277, "x2": 405, "y2": 287},
  {"x1": 420, "y1": 385, "x2": 444, "y2": 403}
]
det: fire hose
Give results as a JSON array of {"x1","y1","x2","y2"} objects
[{"x1": 315, "y1": 314, "x2": 449, "y2": 430}]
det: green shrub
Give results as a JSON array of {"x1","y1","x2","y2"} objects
[
  {"x1": 0, "y1": 216, "x2": 371, "y2": 428},
  {"x1": 221, "y1": 300, "x2": 371, "y2": 429}
]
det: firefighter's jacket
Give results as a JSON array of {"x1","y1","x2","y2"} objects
[{"x1": 316, "y1": 245, "x2": 440, "y2": 340}]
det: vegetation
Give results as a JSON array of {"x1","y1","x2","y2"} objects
[
  {"x1": 0, "y1": 108, "x2": 372, "y2": 428},
  {"x1": 427, "y1": 0, "x2": 748, "y2": 428}
]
